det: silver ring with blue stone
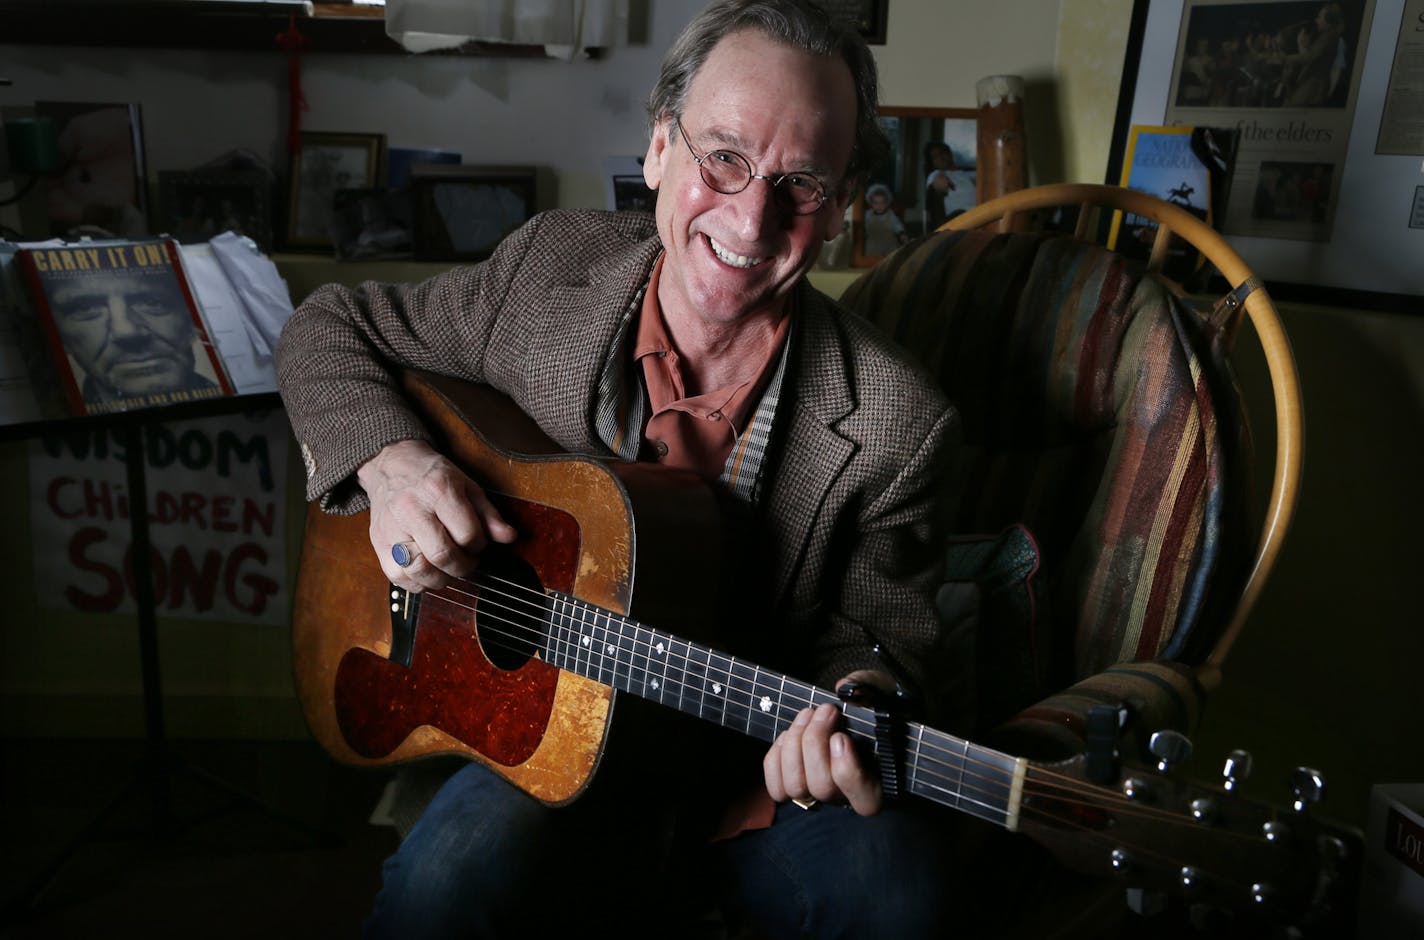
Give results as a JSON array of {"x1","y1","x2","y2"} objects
[{"x1": 391, "y1": 541, "x2": 420, "y2": 568}]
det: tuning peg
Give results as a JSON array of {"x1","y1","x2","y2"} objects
[
  {"x1": 1221, "y1": 749, "x2": 1253, "y2": 790},
  {"x1": 1290, "y1": 767, "x2": 1326, "y2": 813},
  {"x1": 1148, "y1": 730, "x2": 1193, "y2": 772}
]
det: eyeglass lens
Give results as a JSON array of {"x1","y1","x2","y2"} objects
[{"x1": 679, "y1": 122, "x2": 826, "y2": 214}]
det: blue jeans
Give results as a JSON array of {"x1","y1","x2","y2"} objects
[{"x1": 365, "y1": 761, "x2": 962, "y2": 939}]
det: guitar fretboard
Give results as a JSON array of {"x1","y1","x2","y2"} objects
[{"x1": 542, "y1": 590, "x2": 1026, "y2": 830}]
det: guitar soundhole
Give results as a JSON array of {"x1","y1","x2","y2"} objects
[{"x1": 476, "y1": 553, "x2": 551, "y2": 671}]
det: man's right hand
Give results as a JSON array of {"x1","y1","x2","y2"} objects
[{"x1": 356, "y1": 439, "x2": 517, "y2": 592}]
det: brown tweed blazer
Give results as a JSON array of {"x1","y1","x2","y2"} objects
[{"x1": 276, "y1": 209, "x2": 963, "y2": 721}]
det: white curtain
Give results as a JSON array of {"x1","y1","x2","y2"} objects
[{"x1": 384, "y1": 0, "x2": 628, "y2": 59}]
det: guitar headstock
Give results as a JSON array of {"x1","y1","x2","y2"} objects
[{"x1": 1014, "y1": 735, "x2": 1362, "y2": 934}]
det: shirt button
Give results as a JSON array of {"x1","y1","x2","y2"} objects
[
  {"x1": 651, "y1": 440, "x2": 669, "y2": 457},
  {"x1": 709, "y1": 411, "x2": 721, "y2": 421}
]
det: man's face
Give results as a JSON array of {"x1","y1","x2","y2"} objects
[
  {"x1": 50, "y1": 272, "x2": 196, "y2": 397},
  {"x1": 642, "y1": 29, "x2": 856, "y2": 330}
]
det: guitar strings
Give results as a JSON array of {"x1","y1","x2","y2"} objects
[{"x1": 387, "y1": 571, "x2": 1285, "y2": 872}]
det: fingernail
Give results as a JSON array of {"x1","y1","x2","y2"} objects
[
  {"x1": 831, "y1": 734, "x2": 847, "y2": 756},
  {"x1": 793, "y1": 708, "x2": 812, "y2": 725}
]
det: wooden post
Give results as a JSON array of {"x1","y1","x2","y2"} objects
[{"x1": 975, "y1": 75, "x2": 1028, "y2": 206}]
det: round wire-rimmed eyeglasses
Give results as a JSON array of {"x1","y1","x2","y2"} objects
[{"x1": 675, "y1": 119, "x2": 830, "y2": 215}]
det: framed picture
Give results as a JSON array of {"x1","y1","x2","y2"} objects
[
  {"x1": 286, "y1": 131, "x2": 385, "y2": 251},
  {"x1": 604, "y1": 156, "x2": 656, "y2": 212},
  {"x1": 410, "y1": 165, "x2": 537, "y2": 262},
  {"x1": 158, "y1": 169, "x2": 273, "y2": 251},
  {"x1": 820, "y1": 0, "x2": 890, "y2": 43},
  {"x1": 851, "y1": 106, "x2": 978, "y2": 267},
  {"x1": 1109, "y1": 0, "x2": 1421, "y2": 312},
  {"x1": 35, "y1": 100, "x2": 150, "y2": 239},
  {"x1": 330, "y1": 187, "x2": 413, "y2": 260}
]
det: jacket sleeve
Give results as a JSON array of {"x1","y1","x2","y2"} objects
[{"x1": 274, "y1": 214, "x2": 551, "y2": 513}]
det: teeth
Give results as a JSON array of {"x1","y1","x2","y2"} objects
[{"x1": 708, "y1": 236, "x2": 764, "y2": 269}]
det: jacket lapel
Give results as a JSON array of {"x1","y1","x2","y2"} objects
[
  {"x1": 760, "y1": 284, "x2": 858, "y2": 608},
  {"x1": 524, "y1": 234, "x2": 663, "y2": 453}
]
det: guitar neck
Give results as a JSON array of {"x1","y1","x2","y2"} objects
[{"x1": 543, "y1": 590, "x2": 1027, "y2": 831}]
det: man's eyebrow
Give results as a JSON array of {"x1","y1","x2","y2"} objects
[{"x1": 697, "y1": 126, "x2": 832, "y2": 178}]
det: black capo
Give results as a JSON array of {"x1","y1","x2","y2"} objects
[{"x1": 837, "y1": 679, "x2": 914, "y2": 800}]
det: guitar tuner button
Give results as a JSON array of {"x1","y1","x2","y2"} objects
[
  {"x1": 1250, "y1": 882, "x2": 1272, "y2": 905},
  {"x1": 1110, "y1": 848, "x2": 1131, "y2": 873},
  {"x1": 1122, "y1": 777, "x2": 1148, "y2": 800},
  {"x1": 1262, "y1": 820, "x2": 1289, "y2": 842},
  {"x1": 1148, "y1": 729, "x2": 1192, "y2": 772},
  {"x1": 1222, "y1": 748, "x2": 1253, "y2": 790},
  {"x1": 1180, "y1": 866, "x2": 1201, "y2": 891},
  {"x1": 1190, "y1": 797, "x2": 1214, "y2": 822},
  {"x1": 1290, "y1": 767, "x2": 1326, "y2": 813}
]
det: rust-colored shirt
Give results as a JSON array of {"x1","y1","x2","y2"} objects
[{"x1": 634, "y1": 256, "x2": 790, "y2": 480}]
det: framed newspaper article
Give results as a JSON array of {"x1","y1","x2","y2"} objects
[{"x1": 1108, "y1": 0, "x2": 1424, "y2": 312}]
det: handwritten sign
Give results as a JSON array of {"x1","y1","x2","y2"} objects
[{"x1": 27, "y1": 409, "x2": 290, "y2": 624}]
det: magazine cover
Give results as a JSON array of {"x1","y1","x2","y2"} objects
[
  {"x1": 1108, "y1": 124, "x2": 1239, "y2": 288},
  {"x1": 16, "y1": 238, "x2": 235, "y2": 416}
]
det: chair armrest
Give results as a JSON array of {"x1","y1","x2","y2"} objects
[{"x1": 984, "y1": 661, "x2": 1207, "y2": 762}]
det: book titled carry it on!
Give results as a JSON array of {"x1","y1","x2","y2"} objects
[{"x1": 16, "y1": 238, "x2": 235, "y2": 417}]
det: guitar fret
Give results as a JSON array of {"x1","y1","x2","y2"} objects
[
  {"x1": 650, "y1": 629, "x2": 670, "y2": 704},
  {"x1": 546, "y1": 593, "x2": 571, "y2": 671},
  {"x1": 609, "y1": 610, "x2": 634, "y2": 694},
  {"x1": 667, "y1": 637, "x2": 691, "y2": 711},
  {"x1": 590, "y1": 607, "x2": 612, "y2": 687},
  {"x1": 573, "y1": 603, "x2": 591, "y2": 679},
  {"x1": 706, "y1": 650, "x2": 733, "y2": 727},
  {"x1": 689, "y1": 646, "x2": 712, "y2": 720}
]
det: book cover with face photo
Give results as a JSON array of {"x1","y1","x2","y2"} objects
[{"x1": 15, "y1": 238, "x2": 234, "y2": 416}]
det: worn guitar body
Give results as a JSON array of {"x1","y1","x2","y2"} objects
[{"x1": 290, "y1": 371, "x2": 721, "y2": 805}]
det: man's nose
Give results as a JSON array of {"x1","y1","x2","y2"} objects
[
  {"x1": 108, "y1": 296, "x2": 146, "y2": 338},
  {"x1": 734, "y1": 177, "x2": 786, "y2": 239}
]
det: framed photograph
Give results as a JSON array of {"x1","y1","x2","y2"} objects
[
  {"x1": 158, "y1": 169, "x2": 273, "y2": 251},
  {"x1": 852, "y1": 106, "x2": 978, "y2": 267},
  {"x1": 604, "y1": 156, "x2": 656, "y2": 212},
  {"x1": 286, "y1": 131, "x2": 385, "y2": 251},
  {"x1": 1109, "y1": 0, "x2": 1421, "y2": 312},
  {"x1": 330, "y1": 187, "x2": 413, "y2": 260},
  {"x1": 410, "y1": 165, "x2": 537, "y2": 262},
  {"x1": 35, "y1": 100, "x2": 150, "y2": 240},
  {"x1": 820, "y1": 0, "x2": 890, "y2": 43}
]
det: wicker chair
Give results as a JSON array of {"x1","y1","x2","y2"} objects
[{"x1": 838, "y1": 182, "x2": 1308, "y2": 936}]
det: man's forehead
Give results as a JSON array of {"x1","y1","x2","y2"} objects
[
  {"x1": 684, "y1": 31, "x2": 856, "y2": 169},
  {"x1": 50, "y1": 274, "x2": 164, "y2": 299}
]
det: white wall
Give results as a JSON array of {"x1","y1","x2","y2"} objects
[{"x1": 1, "y1": 0, "x2": 1071, "y2": 222}]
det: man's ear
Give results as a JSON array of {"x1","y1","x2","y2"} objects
[{"x1": 643, "y1": 118, "x2": 672, "y2": 191}]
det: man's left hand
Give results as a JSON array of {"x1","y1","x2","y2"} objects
[{"x1": 762, "y1": 669, "x2": 894, "y2": 816}]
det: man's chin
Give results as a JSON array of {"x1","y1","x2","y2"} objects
[{"x1": 107, "y1": 362, "x2": 190, "y2": 397}]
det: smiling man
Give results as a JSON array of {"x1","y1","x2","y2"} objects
[{"x1": 277, "y1": 2, "x2": 966, "y2": 936}]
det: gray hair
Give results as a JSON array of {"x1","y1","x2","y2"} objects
[{"x1": 646, "y1": 0, "x2": 888, "y2": 186}]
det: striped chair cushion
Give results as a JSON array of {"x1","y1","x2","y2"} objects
[{"x1": 841, "y1": 229, "x2": 1252, "y2": 745}]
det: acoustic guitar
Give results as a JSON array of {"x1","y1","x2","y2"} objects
[{"x1": 291, "y1": 370, "x2": 1359, "y2": 933}]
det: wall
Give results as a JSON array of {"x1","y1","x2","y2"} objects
[
  {"x1": 2, "y1": 0, "x2": 1422, "y2": 835},
  {"x1": 0, "y1": 0, "x2": 1063, "y2": 219}
]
